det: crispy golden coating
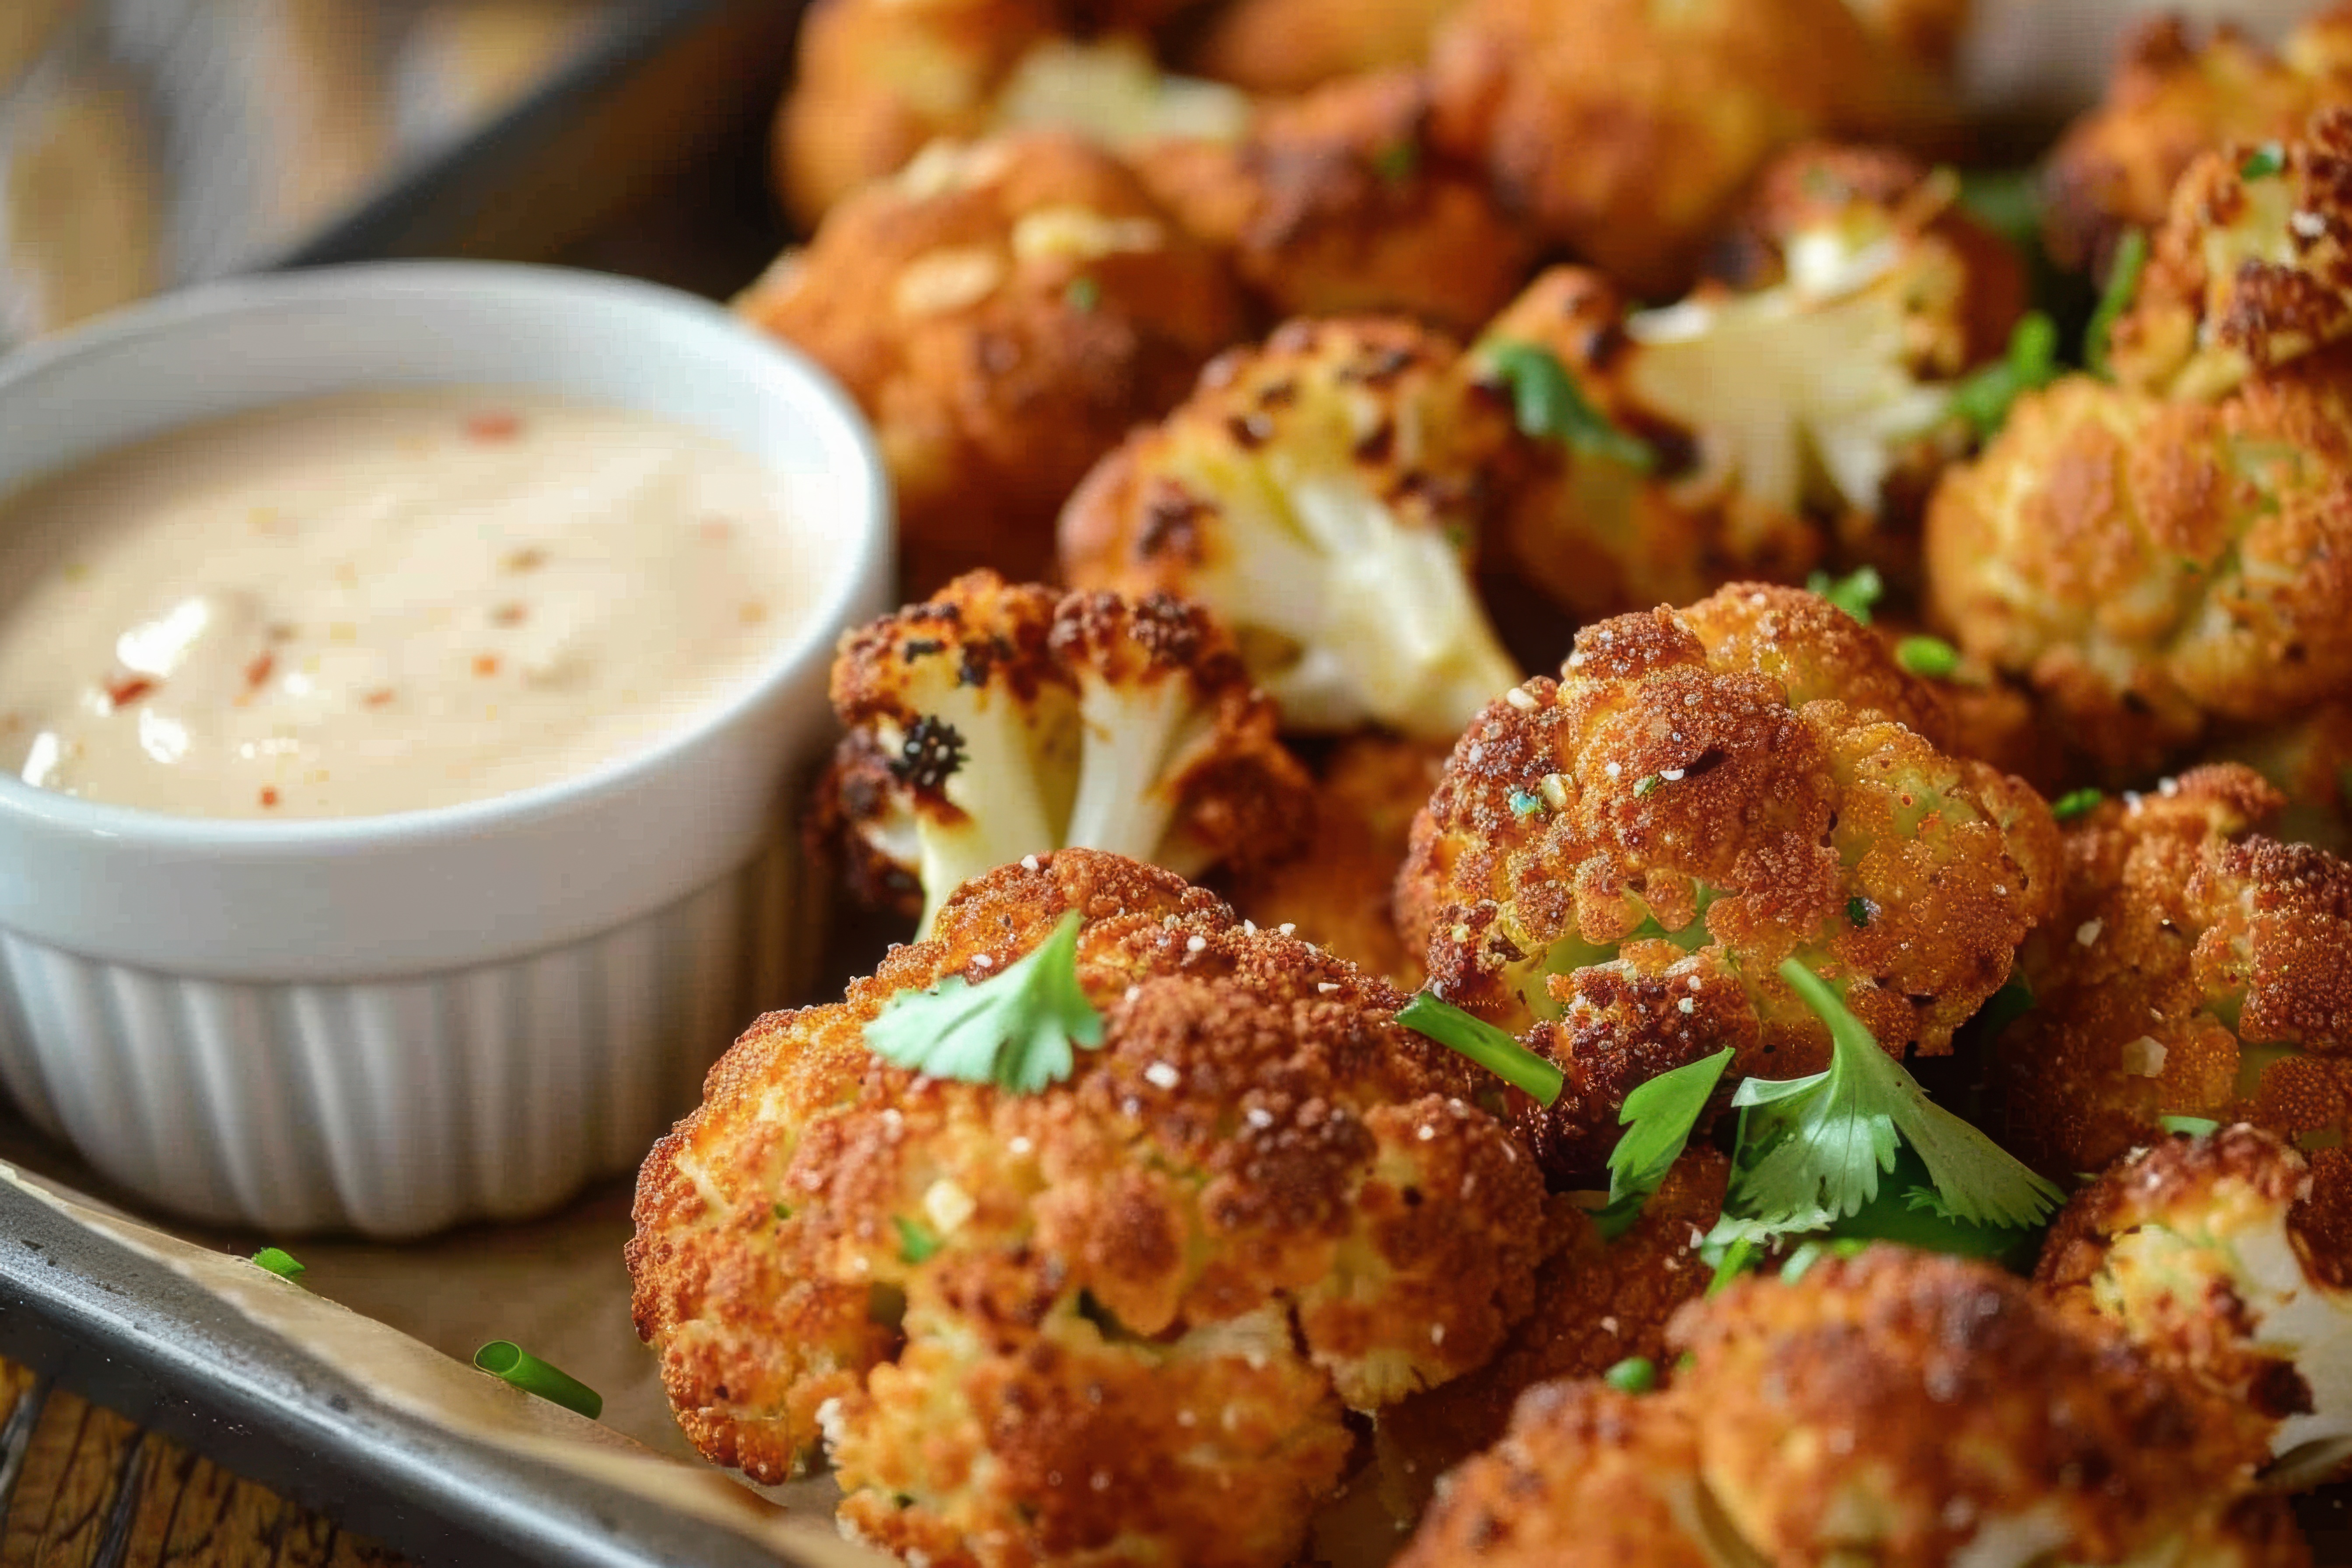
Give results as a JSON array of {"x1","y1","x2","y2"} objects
[
  {"x1": 630, "y1": 850, "x2": 1549, "y2": 1565},
  {"x1": 1228, "y1": 733, "x2": 1448, "y2": 987},
  {"x1": 1925, "y1": 351, "x2": 2352, "y2": 774},
  {"x1": 1058, "y1": 315, "x2": 1521, "y2": 741},
  {"x1": 1376, "y1": 1147, "x2": 1726, "y2": 1515},
  {"x1": 1846, "y1": 0, "x2": 1974, "y2": 75},
  {"x1": 1186, "y1": 0, "x2": 1456, "y2": 95},
  {"x1": 2044, "y1": 7, "x2": 2352, "y2": 278},
  {"x1": 1133, "y1": 69, "x2": 1536, "y2": 334},
  {"x1": 770, "y1": 0, "x2": 1060, "y2": 230},
  {"x1": 2110, "y1": 108, "x2": 2352, "y2": 401},
  {"x1": 816, "y1": 571, "x2": 1313, "y2": 933},
  {"x1": 1400, "y1": 1247, "x2": 2305, "y2": 1568},
  {"x1": 1425, "y1": 0, "x2": 1953, "y2": 297},
  {"x1": 738, "y1": 132, "x2": 1246, "y2": 593},
  {"x1": 2208, "y1": 699, "x2": 2352, "y2": 854},
  {"x1": 1398, "y1": 584, "x2": 2058, "y2": 1180},
  {"x1": 2040, "y1": 1124, "x2": 2352, "y2": 1489},
  {"x1": 1990, "y1": 765, "x2": 2352, "y2": 1186}
]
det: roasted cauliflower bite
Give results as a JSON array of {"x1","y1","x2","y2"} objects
[
  {"x1": 1480, "y1": 150, "x2": 2015, "y2": 620},
  {"x1": 738, "y1": 132, "x2": 1246, "y2": 593},
  {"x1": 1185, "y1": 0, "x2": 1456, "y2": 95},
  {"x1": 2110, "y1": 108, "x2": 2352, "y2": 402},
  {"x1": 627, "y1": 851, "x2": 1549, "y2": 1566},
  {"x1": 1132, "y1": 69, "x2": 1536, "y2": 335},
  {"x1": 1058, "y1": 316, "x2": 1520, "y2": 742},
  {"x1": 1376, "y1": 1146, "x2": 1727, "y2": 1516},
  {"x1": 2043, "y1": 7, "x2": 2352, "y2": 278},
  {"x1": 1228, "y1": 733, "x2": 1449, "y2": 987},
  {"x1": 1989, "y1": 764, "x2": 2352, "y2": 1187},
  {"x1": 1425, "y1": 0, "x2": 1954, "y2": 298},
  {"x1": 1400, "y1": 1247, "x2": 2306, "y2": 1568},
  {"x1": 1399, "y1": 585, "x2": 2059, "y2": 1182},
  {"x1": 2040, "y1": 1124, "x2": 2352, "y2": 1490},
  {"x1": 818, "y1": 571, "x2": 1312, "y2": 934},
  {"x1": 1925, "y1": 350, "x2": 2352, "y2": 774}
]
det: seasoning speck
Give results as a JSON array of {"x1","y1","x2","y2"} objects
[
  {"x1": 465, "y1": 411, "x2": 522, "y2": 442},
  {"x1": 472, "y1": 654, "x2": 500, "y2": 678},
  {"x1": 259, "y1": 786, "x2": 280, "y2": 808}
]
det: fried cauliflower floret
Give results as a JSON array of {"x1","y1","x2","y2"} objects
[
  {"x1": 1425, "y1": 0, "x2": 1956, "y2": 297},
  {"x1": 1185, "y1": 0, "x2": 1455, "y2": 95},
  {"x1": 1480, "y1": 148, "x2": 2016, "y2": 619},
  {"x1": 1133, "y1": 70, "x2": 1536, "y2": 334},
  {"x1": 2209, "y1": 699, "x2": 2352, "y2": 853},
  {"x1": 1058, "y1": 316, "x2": 1520, "y2": 741},
  {"x1": 1398, "y1": 1247, "x2": 2305, "y2": 1568},
  {"x1": 627, "y1": 850, "x2": 1549, "y2": 1567},
  {"x1": 1399, "y1": 584, "x2": 2059, "y2": 1182},
  {"x1": 1925, "y1": 350, "x2": 2352, "y2": 774},
  {"x1": 2040, "y1": 1124, "x2": 2352, "y2": 1490},
  {"x1": 1989, "y1": 764, "x2": 2352, "y2": 1187},
  {"x1": 2043, "y1": 7, "x2": 2352, "y2": 277},
  {"x1": 1228, "y1": 733, "x2": 1447, "y2": 987},
  {"x1": 1376, "y1": 1147, "x2": 1726, "y2": 1516},
  {"x1": 2109, "y1": 108, "x2": 2352, "y2": 401},
  {"x1": 738, "y1": 132, "x2": 1246, "y2": 593},
  {"x1": 819, "y1": 572, "x2": 1312, "y2": 934}
]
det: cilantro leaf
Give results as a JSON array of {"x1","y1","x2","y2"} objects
[
  {"x1": 2086, "y1": 229, "x2": 2149, "y2": 378},
  {"x1": 1950, "y1": 311, "x2": 2060, "y2": 438},
  {"x1": 864, "y1": 911, "x2": 1104, "y2": 1092},
  {"x1": 1486, "y1": 340, "x2": 1657, "y2": 472},
  {"x1": 1805, "y1": 565, "x2": 1884, "y2": 624},
  {"x1": 1593, "y1": 1046, "x2": 1735, "y2": 1239},
  {"x1": 1740, "y1": 960, "x2": 2065, "y2": 1231},
  {"x1": 1396, "y1": 992, "x2": 1565, "y2": 1104}
]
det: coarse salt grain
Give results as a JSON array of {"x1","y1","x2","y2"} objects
[
  {"x1": 2077, "y1": 919, "x2": 2104, "y2": 946},
  {"x1": 1145, "y1": 1061, "x2": 1181, "y2": 1089},
  {"x1": 1186, "y1": 934, "x2": 1208, "y2": 953},
  {"x1": 1021, "y1": 855, "x2": 1040, "y2": 871},
  {"x1": 2120, "y1": 1036, "x2": 2168, "y2": 1077},
  {"x1": 1505, "y1": 686, "x2": 1539, "y2": 711},
  {"x1": 1318, "y1": 981, "x2": 1341, "y2": 993}
]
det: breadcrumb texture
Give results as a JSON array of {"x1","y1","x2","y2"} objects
[
  {"x1": 1399, "y1": 584, "x2": 2058, "y2": 1183},
  {"x1": 2040, "y1": 1124, "x2": 2352, "y2": 1488},
  {"x1": 1989, "y1": 765, "x2": 2352, "y2": 1182},
  {"x1": 1925, "y1": 352, "x2": 2352, "y2": 772},
  {"x1": 628, "y1": 850, "x2": 1547, "y2": 1568},
  {"x1": 739, "y1": 132, "x2": 1245, "y2": 592},
  {"x1": 2043, "y1": 7, "x2": 2352, "y2": 277}
]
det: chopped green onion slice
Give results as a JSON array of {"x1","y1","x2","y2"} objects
[
  {"x1": 2161, "y1": 1115, "x2": 2222, "y2": 1137},
  {"x1": 1396, "y1": 992, "x2": 1565, "y2": 1106},
  {"x1": 250, "y1": 1247, "x2": 306, "y2": 1281},
  {"x1": 1894, "y1": 635, "x2": 1962, "y2": 680},
  {"x1": 2241, "y1": 144, "x2": 2286, "y2": 181},
  {"x1": 1955, "y1": 167, "x2": 2042, "y2": 248},
  {"x1": 1848, "y1": 896, "x2": 1872, "y2": 928},
  {"x1": 894, "y1": 1214, "x2": 942, "y2": 1264},
  {"x1": 2087, "y1": 229, "x2": 2149, "y2": 378},
  {"x1": 1603, "y1": 1355, "x2": 1658, "y2": 1393},
  {"x1": 1950, "y1": 311, "x2": 2061, "y2": 438},
  {"x1": 1805, "y1": 565, "x2": 1883, "y2": 625},
  {"x1": 474, "y1": 1342, "x2": 603, "y2": 1420},
  {"x1": 2051, "y1": 788, "x2": 2104, "y2": 822},
  {"x1": 1485, "y1": 340, "x2": 1657, "y2": 472}
]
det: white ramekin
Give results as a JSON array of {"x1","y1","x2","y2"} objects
[{"x1": 0, "y1": 263, "x2": 892, "y2": 1237}]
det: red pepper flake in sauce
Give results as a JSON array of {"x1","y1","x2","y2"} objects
[
  {"x1": 465, "y1": 410, "x2": 523, "y2": 443},
  {"x1": 259, "y1": 787, "x2": 281, "y2": 808},
  {"x1": 502, "y1": 547, "x2": 546, "y2": 573},
  {"x1": 364, "y1": 689, "x2": 396, "y2": 707},
  {"x1": 104, "y1": 674, "x2": 156, "y2": 708},
  {"x1": 490, "y1": 602, "x2": 528, "y2": 627},
  {"x1": 245, "y1": 651, "x2": 275, "y2": 690},
  {"x1": 472, "y1": 654, "x2": 500, "y2": 678}
]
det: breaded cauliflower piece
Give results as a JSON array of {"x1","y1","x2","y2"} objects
[
  {"x1": 1228, "y1": 733, "x2": 1448, "y2": 987},
  {"x1": 628, "y1": 850, "x2": 1548, "y2": 1567},
  {"x1": 1398, "y1": 584, "x2": 2059, "y2": 1183},
  {"x1": 739, "y1": 133, "x2": 1246, "y2": 593},
  {"x1": 1375, "y1": 1146, "x2": 1726, "y2": 1515},
  {"x1": 1185, "y1": 0, "x2": 1456, "y2": 95},
  {"x1": 2040, "y1": 1124, "x2": 2352, "y2": 1490},
  {"x1": 2209, "y1": 698, "x2": 2352, "y2": 853},
  {"x1": 1924, "y1": 350, "x2": 2352, "y2": 774},
  {"x1": 1988, "y1": 764, "x2": 2352, "y2": 1186},
  {"x1": 2109, "y1": 108, "x2": 2352, "y2": 401},
  {"x1": 2044, "y1": 7, "x2": 2352, "y2": 277},
  {"x1": 818, "y1": 572, "x2": 1312, "y2": 934},
  {"x1": 1133, "y1": 69, "x2": 1537, "y2": 334},
  {"x1": 1425, "y1": 0, "x2": 1956, "y2": 297},
  {"x1": 1398, "y1": 1247, "x2": 2305, "y2": 1568},
  {"x1": 1058, "y1": 316, "x2": 1521, "y2": 741},
  {"x1": 1480, "y1": 147, "x2": 2017, "y2": 619}
]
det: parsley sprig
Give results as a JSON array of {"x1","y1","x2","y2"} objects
[
  {"x1": 1486, "y1": 341, "x2": 1657, "y2": 472},
  {"x1": 1593, "y1": 1047, "x2": 1734, "y2": 1238},
  {"x1": 864, "y1": 911, "x2": 1105, "y2": 1091}
]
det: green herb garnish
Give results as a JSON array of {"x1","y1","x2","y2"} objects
[
  {"x1": 1848, "y1": 896, "x2": 1872, "y2": 928},
  {"x1": 2051, "y1": 787, "x2": 2104, "y2": 822},
  {"x1": 1508, "y1": 788, "x2": 1545, "y2": 819},
  {"x1": 1602, "y1": 1355, "x2": 1658, "y2": 1393},
  {"x1": 1806, "y1": 565, "x2": 1884, "y2": 625},
  {"x1": 772, "y1": 1200, "x2": 794, "y2": 1222},
  {"x1": 2086, "y1": 229, "x2": 2149, "y2": 378},
  {"x1": 2242, "y1": 144, "x2": 2286, "y2": 181},
  {"x1": 1395, "y1": 992, "x2": 1565, "y2": 1105},
  {"x1": 1950, "y1": 311, "x2": 2060, "y2": 438},
  {"x1": 1486, "y1": 340, "x2": 1656, "y2": 472},
  {"x1": 1633, "y1": 774, "x2": 1663, "y2": 798},
  {"x1": 1894, "y1": 635, "x2": 1962, "y2": 680},
  {"x1": 2161, "y1": 1115, "x2": 2222, "y2": 1137},
  {"x1": 1956, "y1": 167, "x2": 2043, "y2": 248},
  {"x1": 1594, "y1": 1046, "x2": 1735, "y2": 1239},
  {"x1": 864, "y1": 911, "x2": 1104, "y2": 1092},
  {"x1": 894, "y1": 1215, "x2": 942, "y2": 1264},
  {"x1": 1371, "y1": 140, "x2": 1420, "y2": 183},
  {"x1": 250, "y1": 1247, "x2": 306, "y2": 1282},
  {"x1": 1064, "y1": 276, "x2": 1101, "y2": 313},
  {"x1": 474, "y1": 1342, "x2": 603, "y2": 1420}
]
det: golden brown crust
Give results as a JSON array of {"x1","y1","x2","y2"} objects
[
  {"x1": 740, "y1": 132, "x2": 1246, "y2": 593},
  {"x1": 629, "y1": 850, "x2": 1547, "y2": 1563},
  {"x1": 1184, "y1": 0, "x2": 1454, "y2": 95},
  {"x1": 1134, "y1": 70, "x2": 1536, "y2": 335}
]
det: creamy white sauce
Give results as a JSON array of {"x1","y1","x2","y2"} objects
[{"x1": 0, "y1": 388, "x2": 808, "y2": 819}]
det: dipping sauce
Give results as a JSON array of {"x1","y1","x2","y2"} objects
[{"x1": 0, "y1": 388, "x2": 808, "y2": 819}]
